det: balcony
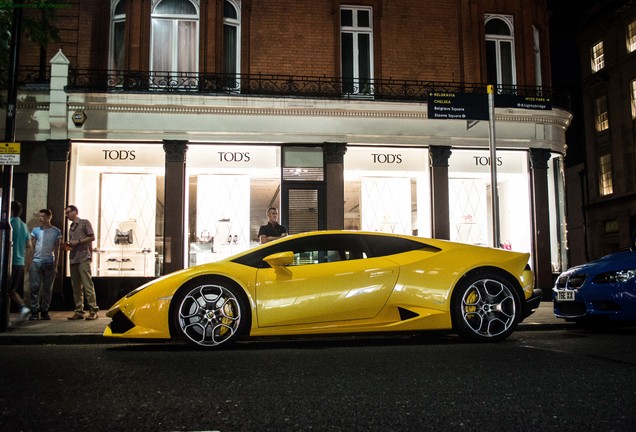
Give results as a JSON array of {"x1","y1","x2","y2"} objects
[{"x1": 14, "y1": 67, "x2": 572, "y2": 111}]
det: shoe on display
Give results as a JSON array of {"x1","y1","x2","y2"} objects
[
  {"x1": 85, "y1": 311, "x2": 99, "y2": 320},
  {"x1": 19, "y1": 306, "x2": 31, "y2": 322},
  {"x1": 67, "y1": 312, "x2": 84, "y2": 320}
]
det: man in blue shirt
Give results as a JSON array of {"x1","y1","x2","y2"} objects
[
  {"x1": 28, "y1": 209, "x2": 62, "y2": 320},
  {"x1": 9, "y1": 201, "x2": 32, "y2": 322}
]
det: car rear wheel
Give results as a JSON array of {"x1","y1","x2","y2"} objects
[
  {"x1": 172, "y1": 279, "x2": 247, "y2": 348},
  {"x1": 452, "y1": 272, "x2": 521, "y2": 342}
]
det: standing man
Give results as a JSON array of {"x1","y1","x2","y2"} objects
[
  {"x1": 9, "y1": 201, "x2": 32, "y2": 322},
  {"x1": 64, "y1": 205, "x2": 99, "y2": 320},
  {"x1": 28, "y1": 209, "x2": 62, "y2": 320},
  {"x1": 258, "y1": 207, "x2": 288, "y2": 244}
]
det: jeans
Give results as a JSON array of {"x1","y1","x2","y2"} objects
[{"x1": 30, "y1": 261, "x2": 56, "y2": 313}]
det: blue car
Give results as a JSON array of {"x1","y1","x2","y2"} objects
[{"x1": 553, "y1": 250, "x2": 636, "y2": 323}]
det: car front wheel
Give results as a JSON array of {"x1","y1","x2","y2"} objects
[
  {"x1": 452, "y1": 273, "x2": 521, "y2": 342},
  {"x1": 172, "y1": 279, "x2": 247, "y2": 348}
]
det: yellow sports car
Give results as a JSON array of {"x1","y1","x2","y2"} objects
[{"x1": 104, "y1": 231, "x2": 541, "y2": 347}]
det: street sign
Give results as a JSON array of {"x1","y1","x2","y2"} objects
[
  {"x1": 0, "y1": 142, "x2": 20, "y2": 165},
  {"x1": 495, "y1": 94, "x2": 552, "y2": 110},
  {"x1": 428, "y1": 92, "x2": 489, "y2": 121}
]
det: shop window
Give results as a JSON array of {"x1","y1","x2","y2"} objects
[
  {"x1": 186, "y1": 145, "x2": 282, "y2": 265},
  {"x1": 448, "y1": 150, "x2": 531, "y2": 254},
  {"x1": 627, "y1": 20, "x2": 636, "y2": 53},
  {"x1": 223, "y1": 0, "x2": 240, "y2": 89},
  {"x1": 110, "y1": 0, "x2": 126, "y2": 71},
  {"x1": 595, "y1": 95, "x2": 609, "y2": 132},
  {"x1": 599, "y1": 154, "x2": 614, "y2": 196},
  {"x1": 591, "y1": 41, "x2": 605, "y2": 72},
  {"x1": 151, "y1": 0, "x2": 199, "y2": 79},
  {"x1": 344, "y1": 147, "x2": 431, "y2": 237},
  {"x1": 485, "y1": 15, "x2": 516, "y2": 92},
  {"x1": 68, "y1": 143, "x2": 166, "y2": 278},
  {"x1": 340, "y1": 6, "x2": 374, "y2": 95}
]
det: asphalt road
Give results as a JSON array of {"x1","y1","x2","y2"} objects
[{"x1": 2, "y1": 327, "x2": 636, "y2": 432}]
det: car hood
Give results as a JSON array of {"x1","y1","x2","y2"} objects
[{"x1": 567, "y1": 250, "x2": 636, "y2": 274}]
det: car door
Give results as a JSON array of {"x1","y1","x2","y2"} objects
[{"x1": 255, "y1": 236, "x2": 399, "y2": 328}]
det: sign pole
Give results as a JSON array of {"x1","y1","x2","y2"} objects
[
  {"x1": 1, "y1": 0, "x2": 23, "y2": 332},
  {"x1": 487, "y1": 85, "x2": 500, "y2": 248}
]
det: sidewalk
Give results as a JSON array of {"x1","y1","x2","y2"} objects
[{"x1": 0, "y1": 301, "x2": 569, "y2": 345}]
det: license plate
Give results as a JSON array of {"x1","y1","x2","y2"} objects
[{"x1": 556, "y1": 290, "x2": 576, "y2": 302}]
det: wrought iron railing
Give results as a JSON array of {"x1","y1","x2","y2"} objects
[{"x1": 15, "y1": 67, "x2": 571, "y2": 110}]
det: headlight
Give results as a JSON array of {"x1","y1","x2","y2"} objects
[{"x1": 593, "y1": 270, "x2": 636, "y2": 284}]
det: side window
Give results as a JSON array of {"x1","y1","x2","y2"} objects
[{"x1": 289, "y1": 235, "x2": 367, "y2": 266}]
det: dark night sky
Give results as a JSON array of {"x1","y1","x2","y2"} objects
[{"x1": 548, "y1": 0, "x2": 586, "y2": 167}]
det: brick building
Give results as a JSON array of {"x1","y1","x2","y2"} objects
[
  {"x1": 2, "y1": 0, "x2": 571, "y2": 307},
  {"x1": 565, "y1": 0, "x2": 636, "y2": 264}
]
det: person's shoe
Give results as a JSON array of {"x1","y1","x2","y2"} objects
[
  {"x1": 85, "y1": 311, "x2": 99, "y2": 320},
  {"x1": 67, "y1": 312, "x2": 84, "y2": 320},
  {"x1": 40, "y1": 311, "x2": 51, "y2": 320},
  {"x1": 29, "y1": 312, "x2": 39, "y2": 321},
  {"x1": 19, "y1": 306, "x2": 31, "y2": 322}
]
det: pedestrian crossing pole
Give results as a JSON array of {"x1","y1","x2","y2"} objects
[{"x1": 487, "y1": 84, "x2": 500, "y2": 249}]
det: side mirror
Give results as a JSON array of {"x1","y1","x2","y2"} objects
[{"x1": 263, "y1": 251, "x2": 294, "y2": 268}]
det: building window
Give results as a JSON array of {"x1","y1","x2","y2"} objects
[
  {"x1": 533, "y1": 26, "x2": 542, "y2": 88},
  {"x1": 631, "y1": 80, "x2": 636, "y2": 119},
  {"x1": 627, "y1": 20, "x2": 636, "y2": 52},
  {"x1": 223, "y1": 0, "x2": 240, "y2": 88},
  {"x1": 595, "y1": 95, "x2": 609, "y2": 132},
  {"x1": 485, "y1": 15, "x2": 516, "y2": 91},
  {"x1": 340, "y1": 6, "x2": 374, "y2": 95},
  {"x1": 151, "y1": 0, "x2": 199, "y2": 75},
  {"x1": 591, "y1": 41, "x2": 605, "y2": 72},
  {"x1": 599, "y1": 154, "x2": 614, "y2": 196},
  {"x1": 110, "y1": 0, "x2": 126, "y2": 70}
]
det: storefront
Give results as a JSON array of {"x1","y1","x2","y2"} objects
[{"x1": 66, "y1": 141, "x2": 567, "y2": 282}]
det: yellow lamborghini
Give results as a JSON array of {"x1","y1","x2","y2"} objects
[{"x1": 104, "y1": 231, "x2": 541, "y2": 347}]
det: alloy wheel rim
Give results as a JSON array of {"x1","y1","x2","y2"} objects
[
  {"x1": 178, "y1": 284, "x2": 241, "y2": 346},
  {"x1": 461, "y1": 278, "x2": 516, "y2": 338}
]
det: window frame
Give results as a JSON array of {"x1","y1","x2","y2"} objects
[
  {"x1": 109, "y1": 0, "x2": 126, "y2": 71},
  {"x1": 591, "y1": 41, "x2": 605, "y2": 72},
  {"x1": 340, "y1": 5, "x2": 374, "y2": 96},
  {"x1": 598, "y1": 154, "x2": 614, "y2": 197},
  {"x1": 594, "y1": 94, "x2": 609, "y2": 132},
  {"x1": 627, "y1": 20, "x2": 636, "y2": 53},
  {"x1": 223, "y1": 0, "x2": 241, "y2": 89},
  {"x1": 150, "y1": 0, "x2": 200, "y2": 76},
  {"x1": 484, "y1": 14, "x2": 517, "y2": 91}
]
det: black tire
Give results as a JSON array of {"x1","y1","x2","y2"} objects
[
  {"x1": 451, "y1": 272, "x2": 521, "y2": 342},
  {"x1": 172, "y1": 278, "x2": 248, "y2": 348}
]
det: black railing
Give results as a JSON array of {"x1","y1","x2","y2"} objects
[{"x1": 16, "y1": 68, "x2": 571, "y2": 110}]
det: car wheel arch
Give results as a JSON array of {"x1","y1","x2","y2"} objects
[
  {"x1": 450, "y1": 266, "x2": 524, "y2": 342},
  {"x1": 168, "y1": 275, "x2": 253, "y2": 341}
]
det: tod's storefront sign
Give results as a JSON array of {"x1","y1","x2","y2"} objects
[{"x1": 76, "y1": 144, "x2": 279, "y2": 169}]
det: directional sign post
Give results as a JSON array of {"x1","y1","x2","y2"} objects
[{"x1": 428, "y1": 92, "x2": 489, "y2": 121}]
